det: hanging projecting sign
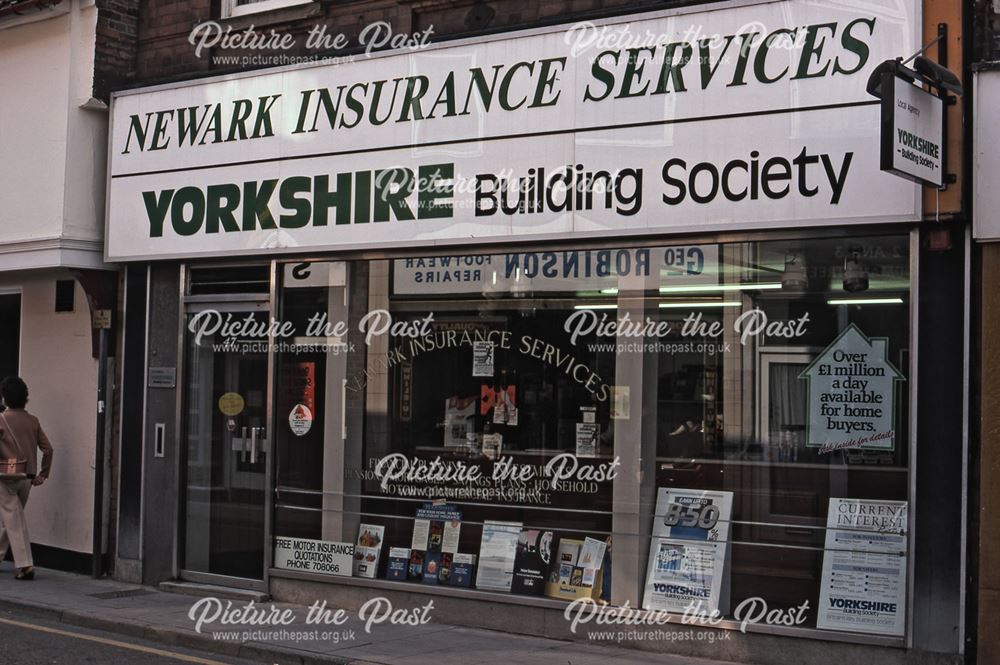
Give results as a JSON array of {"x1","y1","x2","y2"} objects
[
  {"x1": 880, "y1": 75, "x2": 944, "y2": 186},
  {"x1": 799, "y1": 325, "x2": 905, "y2": 454},
  {"x1": 106, "y1": 0, "x2": 920, "y2": 261}
]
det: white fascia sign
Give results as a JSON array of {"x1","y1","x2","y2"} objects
[{"x1": 106, "y1": 0, "x2": 921, "y2": 261}]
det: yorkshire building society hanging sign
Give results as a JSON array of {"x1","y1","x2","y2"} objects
[
  {"x1": 880, "y1": 75, "x2": 944, "y2": 187},
  {"x1": 105, "y1": 0, "x2": 921, "y2": 261}
]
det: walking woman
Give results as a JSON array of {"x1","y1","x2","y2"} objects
[{"x1": 0, "y1": 377, "x2": 53, "y2": 580}]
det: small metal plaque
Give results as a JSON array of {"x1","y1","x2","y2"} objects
[
  {"x1": 148, "y1": 367, "x2": 176, "y2": 388},
  {"x1": 93, "y1": 309, "x2": 112, "y2": 329}
]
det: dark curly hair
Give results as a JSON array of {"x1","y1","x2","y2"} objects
[{"x1": 0, "y1": 376, "x2": 28, "y2": 409}]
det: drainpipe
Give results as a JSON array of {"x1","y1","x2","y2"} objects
[
  {"x1": 92, "y1": 326, "x2": 109, "y2": 578},
  {"x1": 73, "y1": 270, "x2": 117, "y2": 579}
]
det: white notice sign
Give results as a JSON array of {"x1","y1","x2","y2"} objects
[
  {"x1": 106, "y1": 2, "x2": 920, "y2": 261},
  {"x1": 817, "y1": 498, "x2": 908, "y2": 636},
  {"x1": 472, "y1": 341, "x2": 494, "y2": 377},
  {"x1": 274, "y1": 536, "x2": 353, "y2": 577}
]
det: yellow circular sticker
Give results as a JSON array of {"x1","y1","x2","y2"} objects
[{"x1": 218, "y1": 392, "x2": 245, "y2": 416}]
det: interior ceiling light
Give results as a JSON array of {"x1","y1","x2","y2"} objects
[
  {"x1": 658, "y1": 283, "x2": 782, "y2": 293},
  {"x1": 781, "y1": 253, "x2": 808, "y2": 292},
  {"x1": 828, "y1": 297, "x2": 904, "y2": 306}
]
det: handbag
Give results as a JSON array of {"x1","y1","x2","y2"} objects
[{"x1": 0, "y1": 413, "x2": 27, "y2": 480}]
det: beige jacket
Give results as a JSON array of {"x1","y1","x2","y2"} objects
[{"x1": 0, "y1": 408, "x2": 53, "y2": 478}]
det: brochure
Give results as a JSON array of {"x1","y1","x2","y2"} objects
[
  {"x1": 416, "y1": 503, "x2": 462, "y2": 553},
  {"x1": 423, "y1": 551, "x2": 442, "y2": 585},
  {"x1": 511, "y1": 529, "x2": 554, "y2": 596},
  {"x1": 352, "y1": 523, "x2": 385, "y2": 579},
  {"x1": 386, "y1": 547, "x2": 409, "y2": 581},
  {"x1": 411, "y1": 519, "x2": 430, "y2": 551},
  {"x1": 451, "y1": 553, "x2": 477, "y2": 587},
  {"x1": 407, "y1": 550, "x2": 424, "y2": 581},
  {"x1": 476, "y1": 520, "x2": 523, "y2": 592},
  {"x1": 578, "y1": 537, "x2": 607, "y2": 570},
  {"x1": 442, "y1": 519, "x2": 461, "y2": 554},
  {"x1": 438, "y1": 552, "x2": 454, "y2": 585},
  {"x1": 554, "y1": 540, "x2": 581, "y2": 584}
]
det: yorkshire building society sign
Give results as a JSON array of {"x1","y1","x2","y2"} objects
[
  {"x1": 800, "y1": 325, "x2": 905, "y2": 454},
  {"x1": 881, "y1": 75, "x2": 944, "y2": 186},
  {"x1": 106, "y1": 0, "x2": 920, "y2": 261}
]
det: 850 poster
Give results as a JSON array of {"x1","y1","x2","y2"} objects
[{"x1": 642, "y1": 488, "x2": 733, "y2": 614}]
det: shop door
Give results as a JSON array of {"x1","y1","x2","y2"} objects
[
  {"x1": 753, "y1": 350, "x2": 847, "y2": 535},
  {"x1": 181, "y1": 300, "x2": 271, "y2": 588}
]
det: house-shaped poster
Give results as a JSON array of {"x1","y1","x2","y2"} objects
[{"x1": 799, "y1": 324, "x2": 905, "y2": 454}]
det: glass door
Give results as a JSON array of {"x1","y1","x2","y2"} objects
[{"x1": 181, "y1": 299, "x2": 271, "y2": 586}]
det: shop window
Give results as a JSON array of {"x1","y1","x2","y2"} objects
[
  {"x1": 0, "y1": 293, "x2": 20, "y2": 379},
  {"x1": 270, "y1": 234, "x2": 910, "y2": 637},
  {"x1": 54, "y1": 279, "x2": 75, "y2": 312},
  {"x1": 189, "y1": 265, "x2": 270, "y2": 295},
  {"x1": 221, "y1": 0, "x2": 312, "y2": 19}
]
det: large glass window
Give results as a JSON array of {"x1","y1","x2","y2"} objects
[{"x1": 271, "y1": 232, "x2": 910, "y2": 635}]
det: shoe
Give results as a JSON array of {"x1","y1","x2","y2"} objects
[{"x1": 15, "y1": 567, "x2": 33, "y2": 580}]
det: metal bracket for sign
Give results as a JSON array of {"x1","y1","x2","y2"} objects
[
  {"x1": 873, "y1": 23, "x2": 959, "y2": 191},
  {"x1": 935, "y1": 23, "x2": 957, "y2": 189}
]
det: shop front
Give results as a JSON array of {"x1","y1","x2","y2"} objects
[{"x1": 107, "y1": 2, "x2": 967, "y2": 663}]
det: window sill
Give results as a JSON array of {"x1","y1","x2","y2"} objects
[
  {"x1": 268, "y1": 567, "x2": 907, "y2": 648},
  {"x1": 269, "y1": 566, "x2": 572, "y2": 611},
  {"x1": 220, "y1": 1, "x2": 322, "y2": 31}
]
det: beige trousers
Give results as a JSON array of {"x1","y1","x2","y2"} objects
[{"x1": 0, "y1": 479, "x2": 32, "y2": 568}]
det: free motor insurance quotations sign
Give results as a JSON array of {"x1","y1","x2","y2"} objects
[{"x1": 106, "y1": 0, "x2": 921, "y2": 261}]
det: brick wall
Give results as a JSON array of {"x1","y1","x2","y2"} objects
[
  {"x1": 94, "y1": 0, "x2": 140, "y2": 100},
  {"x1": 131, "y1": 0, "x2": 680, "y2": 85},
  {"x1": 973, "y1": 0, "x2": 1000, "y2": 62}
]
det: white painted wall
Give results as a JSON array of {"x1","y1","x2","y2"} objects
[
  {"x1": 0, "y1": 1, "x2": 109, "y2": 556},
  {"x1": 974, "y1": 69, "x2": 1000, "y2": 241},
  {"x1": 0, "y1": 272, "x2": 97, "y2": 554},
  {"x1": 0, "y1": 0, "x2": 106, "y2": 267}
]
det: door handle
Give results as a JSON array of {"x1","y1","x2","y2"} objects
[
  {"x1": 250, "y1": 426, "x2": 259, "y2": 464},
  {"x1": 240, "y1": 426, "x2": 248, "y2": 463}
]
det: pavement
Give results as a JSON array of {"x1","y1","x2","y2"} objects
[{"x1": 0, "y1": 564, "x2": 732, "y2": 665}]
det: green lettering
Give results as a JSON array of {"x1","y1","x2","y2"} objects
[
  {"x1": 834, "y1": 17, "x2": 875, "y2": 76},
  {"x1": 374, "y1": 168, "x2": 414, "y2": 222},
  {"x1": 584, "y1": 50, "x2": 618, "y2": 102},
  {"x1": 170, "y1": 186, "x2": 204, "y2": 236},
  {"x1": 792, "y1": 23, "x2": 836, "y2": 80},
  {"x1": 205, "y1": 184, "x2": 241, "y2": 233},
  {"x1": 652, "y1": 42, "x2": 693, "y2": 94},
  {"x1": 616, "y1": 47, "x2": 655, "y2": 98},
  {"x1": 313, "y1": 173, "x2": 352, "y2": 226},
  {"x1": 142, "y1": 189, "x2": 173, "y2": 237},
  {"x1": 278, "y1": 176, "x2": 312, "y2": 228},
  {"x1": 418, "y1": 163, "x2": 454, "y2": 220},
  {"x1": 242, "y1": 180, "x2": 277, "y2": 230}
]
